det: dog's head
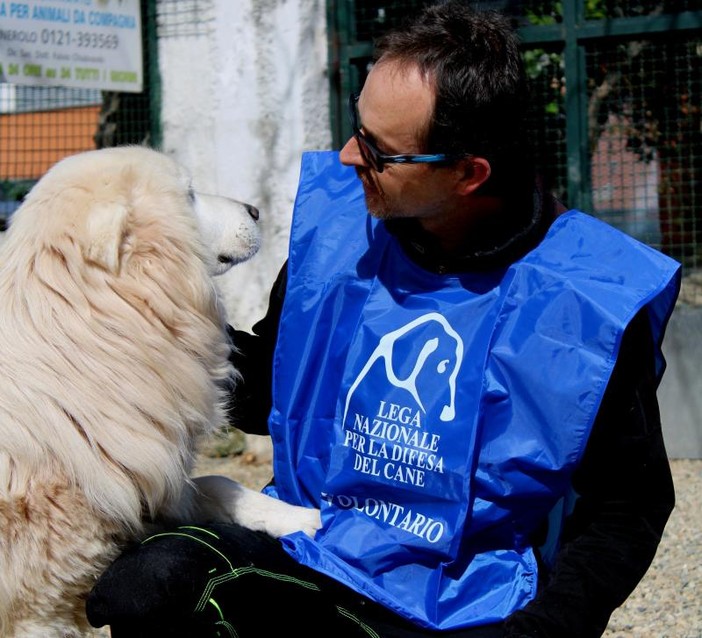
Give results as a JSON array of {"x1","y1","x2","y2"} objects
[
  {"x1": 0, "y1": 146, "x2": 261, "y2": 524},
  {"x1": 10, "y1": 145, "x2": 260, "y2": 278}
]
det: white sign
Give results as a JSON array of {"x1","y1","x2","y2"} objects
[{"x1": 0, "y1": 0, "x2": 142, "y2": 93}]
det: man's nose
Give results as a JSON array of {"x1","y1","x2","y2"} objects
[{"x1": 339, "y1": 136, "x2": 366, "y2": 168}]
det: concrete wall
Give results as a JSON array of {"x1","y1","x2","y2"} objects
[
  {"x1": 158, "y1": 0, "x2": 331, "y2": 330},
  {"x1": 658, "y1": 305, "x2": 702, "y2": 458}
]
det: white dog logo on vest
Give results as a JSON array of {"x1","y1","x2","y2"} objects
[{"x1": 342, "y1": 312, "x2": 464, "y2": 428}]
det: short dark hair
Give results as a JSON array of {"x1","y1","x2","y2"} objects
[{"x1": 374, "y1": 1, "x2": 532, "y2": 193}]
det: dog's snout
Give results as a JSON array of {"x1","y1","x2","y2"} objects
[{"x1": 245, "y1": 204, "x2": 259, "y2": 221}]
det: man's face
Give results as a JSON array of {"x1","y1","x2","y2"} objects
[{"x1": 339, "y1": 60, "x2": 462, "y2": 224}]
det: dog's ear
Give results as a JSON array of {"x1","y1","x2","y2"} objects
[{"x1": 82, "y1": 201, "x2": 130, "y2": 274}]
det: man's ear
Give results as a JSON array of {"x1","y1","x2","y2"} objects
[{"x1": 455, "y1": 156, "x2": 491, "y2": 196}]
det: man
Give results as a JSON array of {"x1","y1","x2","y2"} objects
[{"x1": 88, "y1": 3, "x2": 680, "y2": 637}]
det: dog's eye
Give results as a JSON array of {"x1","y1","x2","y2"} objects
[{"x1": 187, "y1": 186, "x2": 196, "y2": 204}]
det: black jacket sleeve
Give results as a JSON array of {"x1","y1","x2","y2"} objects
[
  {"x1": 504, "y1": 309, "x2": 676, "y2": 637},
  {"x1": 225, "y1": 263, "x2": 288, "y2": 435}
]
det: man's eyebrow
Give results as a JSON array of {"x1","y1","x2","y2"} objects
[
  {"x1": 359, "y1": 120, "x2": 400, "y2": 155},
  {"x1": 361, "y1": 126, "x2": 382, "y2": 147},
  {"x1": 359, "y1": 106, "x2": 425, "y2": 155},
  {"x1": 356, "y1": 107, "x2": 379, "y2": 144}
]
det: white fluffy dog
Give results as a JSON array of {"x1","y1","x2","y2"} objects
[{"x1": 0, "y1": 146, "x2": 319, "y2": 638}]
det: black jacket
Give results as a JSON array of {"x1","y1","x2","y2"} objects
[{"x1": 226, "y1": 189, "x2": 675, "y2": 638}]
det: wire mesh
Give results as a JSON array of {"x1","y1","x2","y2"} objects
[
  {"x1": 587, "y1": 36, "x2": 702, "y2": 267},
  {"x1": 523, "y1": 44, "x2": 568, "y2": 204},
  {"x1": 156, "y1": 0, "x2": 215, "y2": 39},
  {"x1": 589, "y1": 0, "x2": 702, "y2": 19},
  {"x1": 0, "y1": 87, "x2": 101, "y2": 180}
]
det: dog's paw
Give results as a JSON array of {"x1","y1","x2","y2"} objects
[
  {"x1": 262, "y1": 501, "x2": 322, "y2": 539},
  {"x1": 232, "y1": 486, "x2": 322, "y2": 539},
  {"x1": 191, "y1": 475, "x2": 321, "y2": 539}
]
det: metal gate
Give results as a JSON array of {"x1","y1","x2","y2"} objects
[{"x1": 327, "y1": 0, "x2": 702, "y2": 270}]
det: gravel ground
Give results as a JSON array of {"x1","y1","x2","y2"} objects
[
  {"x1": 195, "y1": 450, "x2": 701, "y2": 638},
  {"x1": 603, "y1": 459, "x2": 701, "y2": 638}
]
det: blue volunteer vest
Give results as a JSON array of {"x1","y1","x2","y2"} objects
[{"x1": 266, "y1": 151, "x2": 680, "y2": 630}]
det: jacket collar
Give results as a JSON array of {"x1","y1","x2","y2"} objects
[{"x1": 384, "y1": 184, "x2": 564, "y2": 274}]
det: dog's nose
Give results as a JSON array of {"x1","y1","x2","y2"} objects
[{"x1": 245, "y1": 204, "x2": 259, "y2": 221}]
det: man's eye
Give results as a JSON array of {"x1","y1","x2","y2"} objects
[{"x1": 363, "y1": 132, "x2": 390, "y2": 154}]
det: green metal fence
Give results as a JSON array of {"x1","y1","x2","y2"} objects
[{"x1": 328, "y1": 0, "x2": 702, "y2": 269}]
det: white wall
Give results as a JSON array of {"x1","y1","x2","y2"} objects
[{"x1": 159, "y1": 0, "x2": 331, "y2": 330}]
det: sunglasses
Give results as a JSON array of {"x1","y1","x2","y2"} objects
[{"x1": 348, "y1": 93, "x2": 463, "y2": 173}]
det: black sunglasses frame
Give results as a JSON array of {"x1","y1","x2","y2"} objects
[{"x1": 347, "y1": 93, "x2": 464, "y2": 173}]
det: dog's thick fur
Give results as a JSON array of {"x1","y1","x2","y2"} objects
[{"x1": 0, "y1": 146, "x2": 319, "y2": 637}]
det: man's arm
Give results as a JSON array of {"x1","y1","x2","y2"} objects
[
  {"x1": 504, "y1": 309, "x2": 675, "y2": 638},
  {"x1": 225, "y1": 263, "x2": 288, "y2": 435}
]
